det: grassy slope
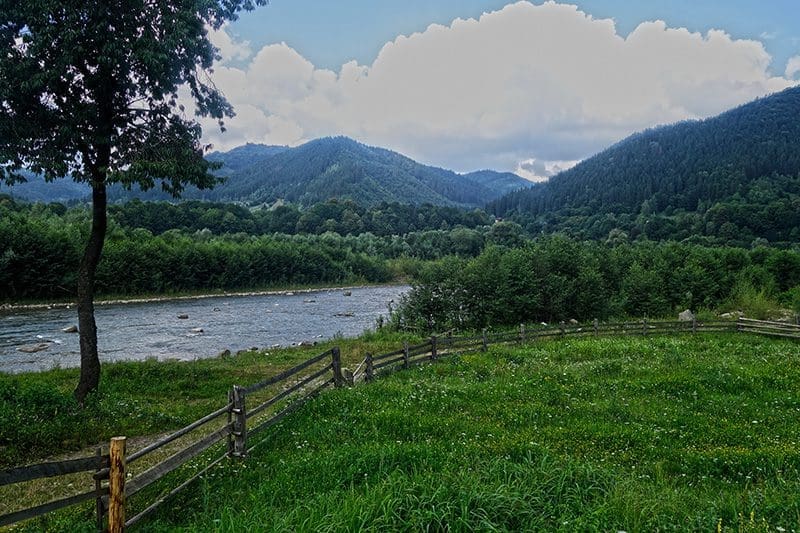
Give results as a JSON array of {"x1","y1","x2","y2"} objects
[
  {"x1": 7, "y1": 333, "x2": 800, "y2": 531},
  {"x1": 152, "y1": 334, "x2": 798, "y2": 531},
  {"x1": 0, "y1": 330, "x2": 416, "y2": 468}
]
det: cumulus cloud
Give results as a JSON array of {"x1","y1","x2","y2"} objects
[
  {"x1": 787, "y1": 56, "x2": 800, "y2": 79},
  {"x1": 516, "y1": 158, "x2": 581, "y2": 182},
  {"x1": 198, "y1": 1, "x2": 798, "y2": 175},
  {"x1": 208, "y1": 24, "x2": 253, "y2": 63}
]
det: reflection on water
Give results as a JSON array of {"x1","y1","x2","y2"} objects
[{"x1": 0, "y1": 285, "x2": 407, "y2": 373}]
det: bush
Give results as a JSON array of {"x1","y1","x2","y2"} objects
[{"x1": 721, "y1": 280, "x2": 781, "y2": 320}]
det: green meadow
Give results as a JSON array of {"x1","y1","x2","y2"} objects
[{"x1": 11, "y1": 332, "x2": 799, "y2": 531}]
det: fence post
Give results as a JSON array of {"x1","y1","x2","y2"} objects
[
  {"x1": 593, "y1": 318, "x2": 599, "y2": 337},
  {"x1": 559, "y1": 321, "x2": 565, "y2": 337},
  {"x1": 482, "y1": 329, "x2": 488, "y2": 352},
  {"x1": 692, "y1": 317, "x2": 697, "y2": 334},
  {"x1": 227, "y1": 388, "x2": 234, "y2": 456},
  {"x1": 365, "y1": 352, "x2": 374, "y2": 382},
  {"x1": 519, "y1": 323, "x2": 526, "y2": 344},
  {"x1": 430, "y1": 336, "x2": 438, "y2": 360},
  {"x1": 642, "y1": 319, "x2": 647, "y2": 336},
  {"x1": 331, "y1": 347, "x2": 344, "y2": 388},
  {"x1": 229, "y1": 385, "x2": 247, "y2": 458},
  {"x1": 94, "y1": 447, "x2": 104, "y2": 533},
  {"x1": 108, "y1": 437, "x2": 126, "y2": 533},
  {"x1": 403, "y1": 341, "x2": 410, "y2": 368}
]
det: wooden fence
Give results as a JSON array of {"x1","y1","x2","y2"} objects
[
  {"x1": 355, "y1": 318, "x2": 771, "y2": 382},
  {"x1": 0, "y1": 347, "x2": 344, "y2": 531},
  {"x1": 1, "y1": 318, "x2": 797, "y2": 530}
]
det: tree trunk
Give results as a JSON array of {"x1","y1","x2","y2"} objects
[{"x1": 74, "y1": 180, "x2": 108, "y2": 404}]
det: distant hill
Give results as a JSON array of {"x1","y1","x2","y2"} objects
[
  {"x1": 3, "y1": 138, "x2": 531, "y2": 208},
  {"x1": 207, "y1": 143, "x2": 289, "y2": 176},
  {"x1": 460, "y1": 170, "x2": 535, "y2": 199},
  {"x1": 183, "y1": 136, "x2": 531, "y2": 207},
  {"x1": 170, "y1": 137, "x2": 530, "y2": 207},
  {"x1": 489, "y1": 86, "x2": 800, "y2": 243},
  {"x1": 0, "y1": 171, "x2": 89, "y2": 203}
]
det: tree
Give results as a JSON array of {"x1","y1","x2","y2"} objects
[{"x1": 0, "y1": 0, "x2": 266, "y2": 402}]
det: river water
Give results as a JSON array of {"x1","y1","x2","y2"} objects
[{"x1": 0, "y1": 285, "x2": 408, "y2": 373}]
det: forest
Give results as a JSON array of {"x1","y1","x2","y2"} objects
[
  {"x1": 491, "y1": 86, "x2": 800, "y2": 247},
  {"x1": 3, "y1": 195, "x2": 799, "y2": 330},
  {"x1": 506, "y1": 172, "x2": 800, "y2": 246},
  {"x1": 391, "y1": 236, "x2": 800, "y2": 331},
  {"x1": 0, "y1": 196, "x2": 505, "y2": 300}
]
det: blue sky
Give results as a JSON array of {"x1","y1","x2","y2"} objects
[
  {"x1": 202, "y1": 1, "x2": 800, "y2": 179},
  {"x1": 231, "y1": 0, "x2": 800, "y2": 75}
]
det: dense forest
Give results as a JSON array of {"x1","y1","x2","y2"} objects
[
  {"x1": 4, "y1": 194, "x2": 800, "y2": 314},
  {"x1": 108, "y1": 198, "x2": 493, "y2": 237},
  {"x1": 5, "y1": 195, "x2": 799, "y2": 330},
  {"x1": 506, "y1": 172, "x2": 800, "y2": 246},
  {"x1": 491, "y1": 86, "x2": 800, "y2": 245},
  {"x1": 392, "y1": 236, "x2": 800, "y2": 332},
  {"x1": 0, "y1": 196, "x2": 517, "y2": 300}
]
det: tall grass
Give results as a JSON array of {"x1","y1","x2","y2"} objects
[
  {"x1": 722, "y1": 280, "x2": 781, "y2": 320},
  {"x1": 116, "y1": 333, "x2": 800, "y2": 532}
]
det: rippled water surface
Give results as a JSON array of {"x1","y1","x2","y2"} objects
[{"x1": 0, "y1": 285, "x2": 407, "y2": 373}]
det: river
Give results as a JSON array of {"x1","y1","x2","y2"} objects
[{"x1": 0, "y1": 285, "x2": 408, "y2": 373}]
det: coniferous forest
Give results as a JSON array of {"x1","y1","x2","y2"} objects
[{"x1": 490, "y1": 86, "x2": 800, "y2": 246}]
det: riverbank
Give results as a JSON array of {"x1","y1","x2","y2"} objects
[{"x1": 0, "y1": 328, "x2": 416, "y2": 468}]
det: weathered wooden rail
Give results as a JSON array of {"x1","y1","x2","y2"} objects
[
  {"x1": 1, "y1": 317, "x2": 796, "y2": 530},
  {"x1": 354, "y1": 318, "x2": 797, "y2": 382},
  {"x1": 0, "y1": 451, "x2": 109, "y2": 529},
  {"x1": 0, "y1": 347, "x2": 345, "y2": 531}
]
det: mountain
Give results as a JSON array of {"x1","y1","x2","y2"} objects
[
  {"x1": 461, "y1": 170, "x2": 536, "y2": 199},
  {"x1": 0, "y1": 171, "x2": 90, "y2": 203},
  {"x1": 207, "y1": 143, "x2": 289, "y2": 176},
  {"x1": 490, "y1": 86, "x2": 800, "y2": 238},
  {"x1": 191, "y1": 136, "x2": 531, "y2": 207},
  {"x1": 4, "y1": 137, "x2": 531, "y2": 208}
]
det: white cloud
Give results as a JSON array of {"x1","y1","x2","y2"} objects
[
  {"x1": 208, "y1": 24, "x2": 253, "y2": 64},
  {"x1": 787, "y1": 56, "x2": 800, "y2": 79},
  {"x1": 197, "y1": 1, "x2": 798, "y2": 174},
  {"x1": 516, "y1": 158, "x2": 580, "y2": 182}
]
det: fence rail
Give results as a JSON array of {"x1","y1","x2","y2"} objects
[
  {"x1": 1, "y1": 317, "x2": 796, "y2": 530},
  {"x1": 356, "y1": 318, "x2": 791, "y2": 382},
  {"x1": 0, "y1": 451, "x2": 108, "y2": 528},
  {"x1": 0, "y1": 346, "x2": 344, "y2": 531}
]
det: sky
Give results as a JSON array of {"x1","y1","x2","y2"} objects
[{"x1": 198, "y1": 0, "x2": 800, "y2": 181}]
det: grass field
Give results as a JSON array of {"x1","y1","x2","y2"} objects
[{"x1": 5, "y1": 333, "x2": 800, "y2": 531}]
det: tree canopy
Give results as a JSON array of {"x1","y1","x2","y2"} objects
[
  {"x1": 0, "y1": 0, "x2": 266, "y2": 401},
  {"x1": 0, "y1": 0, "x2": 263, "y2": 191}
]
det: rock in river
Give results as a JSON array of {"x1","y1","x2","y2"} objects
[
  {"x1": 18, "y1": 343, "x2": 51, "y2": 353},
  {"x1": 61, "y1": 325, "x2": 78, "y2": 333}
]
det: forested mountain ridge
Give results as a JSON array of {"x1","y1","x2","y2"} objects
[
  {"x1": 1, "y1": 137, "x2": 532, "y2": 207},
  {"x1": 206, "y1": 143, "x2": 289, "y2": 176},
  {"x1": 490, "y1": 86, "x2": 800, "y2": 243},
  {"x1": 202, "y1": 136, "x2": 532, "y2": 207}
]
